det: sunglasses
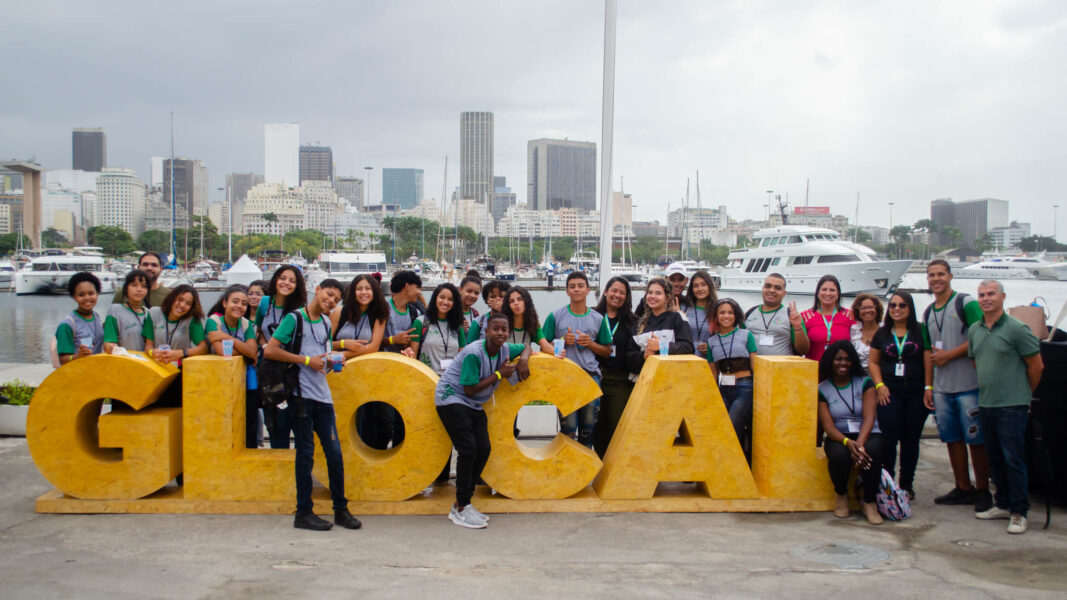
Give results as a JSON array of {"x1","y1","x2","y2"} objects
[{"x1": 888, "y1": 302, "x2": 908, "y2": 309}]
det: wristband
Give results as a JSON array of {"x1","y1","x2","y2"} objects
[
  {"x1": 875, "y1": 382, "x2": 885, "y2": 389},
  {"x1": 842, "y1": 438, "x2": 849, "y2": 447},
  {"x1": 924, "y1": 385, "x2": 933, "y2": 391},
  {"x1": 494, "y1": 371, "x2": 502, "y2": 380},
  {"x1": 304, "y1": 355, "x2": 310, "y2": 366},
  {"x1": 148, "y1": 349, "x2": 154, "y2": 357},
  {"x1": 388, "y1": 336, "x2": 393, "y2": 345},
  {"x1": 340, "y1": 340, "x2": 345, "y2": 350}
]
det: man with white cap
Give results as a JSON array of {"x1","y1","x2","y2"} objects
[{"x1": 664, "y1": 263, "x2": 690, "y2": 313}]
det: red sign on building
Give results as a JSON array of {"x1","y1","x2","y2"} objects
[{"x1": 793, "y1": 206, "x2": 830, "y2": 215}]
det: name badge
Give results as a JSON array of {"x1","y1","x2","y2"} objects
[
  {"x1": 846, "y1": 419, "x2": 861, "y2": 433},
  {"x1": 719, "y1": 373, "x2": 736, "y2": 386},
  {"x1": 610, "y1": 344, "x2": 617, "y2": 357},
  {"x1": 758, "y1": 334, "x2": 775, "y2": 347},
  {"x1": 895, "y1": 363, "x2": 905, "y2": 377},
  {"x1": 439, "y1": 358, "x2": 454, "y2": 371},
  {"x1": 934, "y1": 341, "x2": 944, "y2": 350}
]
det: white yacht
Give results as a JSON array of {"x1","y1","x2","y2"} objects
[
  {"x1": 306, "y1": 251, "x2": 388, "y2": 289},
  {"x1": 716, "y1": 226, "x2": 912, "y2": 295},
  {"x1": 569, "y1": 250, "x2": 598, "y2": 272},
  {"x1": 15, "y1": 247, "x2": 119, "y2": 295},
  {"x1": 955, "y1": 255, "x2": 1049, "y2": 280},
  {"x1": 0, "y1": 259, "x2": 15, "y2": 289}
]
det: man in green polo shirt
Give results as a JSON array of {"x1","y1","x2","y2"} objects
[
  {"x1": 113, "y1": 251, "x2": 171, "y2": 307},
  {"x1": 968, "y1": 279, "x2": 1043, "y2": 535}
]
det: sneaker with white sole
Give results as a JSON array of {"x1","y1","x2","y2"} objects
[
  {"x1": 1007, "y1": 514, "x2": 1027, "y2": 534},
  {"x1": 468, "y1": 504, "x2": 490, "y2": 523},
  {"x1": 448, "y1": 504, "x2": 487, "y2": 529},
  {"x1": 975, "y1": 506, "x2": 1011, "y2": 520}
]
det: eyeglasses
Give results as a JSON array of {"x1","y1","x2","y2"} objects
[{"x1": 888, "y1": 302, "x2": 908, "y2": 308}]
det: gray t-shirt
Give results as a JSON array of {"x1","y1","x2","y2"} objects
[
  {"x1": 684, "y1": 305, "x2": 712, "y2": 355},
  {"x1": 105, "y1": 303, "x2": 148, "y2": 351},
  {"x1": 384, "y1": 298, "x2": 419, "y2": 353},
  {"x1": 415, "y1": 317, "x2": 464, "y2": 375},
  {"x1": 435, "y1": 340, "x2": 525, "y2": 410},
  {"x1": 925, "y1": 292, "x2": 981, "y2": 393},
  {"x1": 743, "y1": 305, "x2": 796, "y2": 356},
  {"x1": 145, "y1": 307, "x2": 203, "y2": 351},
  {"x1": 273, "y1": 309, "x2": 333, "y2": 404},
  {"x1": 336, "y1": 312, "x2": 374, "y2": 343},
  {"x1": 818, "y1": 376, "x2": 881, "y2": 434},
  {"x1": 542, "y1": 306, "x2": 613, "y2": 377}
]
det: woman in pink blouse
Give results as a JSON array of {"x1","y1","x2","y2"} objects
[{"x1": 801, "y1": 275, "x2": 856, "y2": 361}]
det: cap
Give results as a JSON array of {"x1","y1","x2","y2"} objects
[{"x1": 664, "y1": 263, "x2": 688, "y2": 278}]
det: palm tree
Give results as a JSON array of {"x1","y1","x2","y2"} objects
[
  {"x1": 913, "y1": 219, "x2": 938, "y2": 259},
  {"x1": 889, "y1": 225, "x2": 912, "y2": 259},
  {"x1": 261, "y1": 212, "x2": 281, "y2": 252},
  {"x1": 943, "y1": 226, "x2": 963, "y2": 249}
]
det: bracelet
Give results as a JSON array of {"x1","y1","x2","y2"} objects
[
  {"x1": 340, "y1": 340, "x2": 345, "y2": 350},
  {"x1": 875, "y1": 382, "x2": 885, "y2": 389},
  {"x1": 388, "y1": 336, "x2": 393, "y2": 345},
  {"x1": 924, "y1": 385, "x2": 933, "y2": 390},
  {"x1": 842, "y1": 438, "x2": 850, "y2": 447},
  {"x1": 148, "y1": 349, "x2": 154, "y2": 357},
  {"x1": 304, "y1": 355, "x2": 310, "y2": 366},
  {"x1": 494, "y1": 371, "x2": 502, "y2": 380},
  {"x1": 182, "y1": 349, "x2": 188, "y2": 358}
]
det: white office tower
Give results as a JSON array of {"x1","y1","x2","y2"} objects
[
  {"x1": 264, "y1": 123, "x2": 300, "y2": 187},
  {"x1": 150, "y1": 156, "x2": 165, "y2": 187},
  {"x1": 95, "y1": 167, "x2": 147, "y2": 237}
]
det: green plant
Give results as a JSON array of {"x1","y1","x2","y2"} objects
[{"x1": 0, "y1": 379, "x2": 34, "y2": 406}]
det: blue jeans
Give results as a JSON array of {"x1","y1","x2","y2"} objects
[
  {"x1": 720, "y1": 377, "x2": 753, "y2": 447},
  {"x1": 263, "y1": 403, "x2": 291, "y2": 449},
  {"x1": 876, "y1": 389, "x2": 930, "y2": 492},
  {"x1": 933, "y1": 389, "x2": 983, "y2": 445},
  {"x1": 980, "y1": 405, "x2": 1030, "y2": 517},
  {"x1": 561, "y1": 373, "x2": 601, "y2": 448},
  {"x1": 293, "y1": 399, "x2": 347, "y2": 515}
]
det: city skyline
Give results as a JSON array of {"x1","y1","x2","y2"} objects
[{"x1": 1, "y1": 1, "x2": 1064, "y2": 237}]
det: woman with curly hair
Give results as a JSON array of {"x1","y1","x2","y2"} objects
[
  {"x1": 591, "y1": 276, "x2": 642, "y2": 457},
  {"x1": 502, "y1": 285, "x2": 555, "y2": 353}
]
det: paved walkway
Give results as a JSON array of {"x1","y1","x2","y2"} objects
[
  {"x1": 1, "y1": 436, "x2": 1066, "y2": 598},
  {"x1": 0, "y1": 363, "x2": 52, "y2": 387}
]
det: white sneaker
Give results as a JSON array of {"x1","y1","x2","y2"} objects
[
  {"x1": 468, "y1": 504, "x2": 490, "y2": 523},
  {"x1": 448, "y1": 504, "x2": 487, "y2": 529},
  {"x1": 975, "y1": 506, "x2": 1011, "y2": 520},
  {"x1": 1007, "y1": 514, "x2": 1027, "y2": 534}
]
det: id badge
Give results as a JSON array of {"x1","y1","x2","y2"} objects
[
  {"x1": 934, "y1": 341, "x2": 944, "y2": 350},
  {"x1": 718, "y1": 373, "x2": 736, "y2": 386},
  {"x1": 610, "y1": 344, "x2": 617, "y2": 357},
  {"x1": 277, "y1": 401, "x2": 288, "y2": 410},
  {"x1": 758, "y1": 334, "x2": 775, "y2": 347},
  {"x1": 440, "y1": 358, "x2": 454, "y2": 371},
  {"x1": 895, "y1": 363, "x2": 905, "y2": 377},
  {"x1": 846, "y1": 419, "x2": 861, "y2": 433}
]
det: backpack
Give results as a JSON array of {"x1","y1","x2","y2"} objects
[
  {"x1": 50, "y1": 315, "x2": 78, "y2": 369},
  {"x1": 875, "y1": 468, "x2": 912, "y2": 520},
  {"x1": 923, "y1": 293, "x2": 969, "y2": 335},
  {"x1": 257, "y1": 311, "x2": 304, "y2": 407}
]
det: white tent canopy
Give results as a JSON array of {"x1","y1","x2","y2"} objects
[{"x1": 224, "y1": 254, "x2": 263, "y2": 286}]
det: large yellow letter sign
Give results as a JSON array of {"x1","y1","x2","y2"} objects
[
  {"x1": 594, "y1": 355, "x2": 759, "y2": 499},
  {"x1": 27, "y1": 354, "x2": 182, "y2": 500},
  {"x1": 481, "y1": 354, "x2": 603, "y2": 499},
  {"x1": 316, "y1": 353, "x2": 453, "y2": 501}
]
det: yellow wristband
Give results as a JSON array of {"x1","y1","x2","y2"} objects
[
  {"x1": 304, "y1": 355, "x2": 310, "y2": 366},
  {"x1": 494, "y1": 371, "x2": 502, "y2": 380},
  {"x1": 148, "y1": 349, "x2": 154, "y2": 357},
  {"x1": 924, "y1": 385, "x2": 932, "y2": 390},
  {"x1": 842, "y1": 437, "x2": 849, "y2": 447},
  {"x1": 340, "y1": 340, "x2": 345, "y2": 350},
  {"x1": 875, "y1": 382, "x2": 885, "y2": 389},
  {"x1": 388, "y1": 336, "x2": 393, "y2": 345}
]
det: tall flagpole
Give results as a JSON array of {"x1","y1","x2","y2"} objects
[{"x1": 597, "y1": 0, "x2": 617, "y2": 294}]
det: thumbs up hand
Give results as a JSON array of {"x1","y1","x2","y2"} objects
[{"x1": 564, "y1": 327, "x2": 576, "y2": 346}]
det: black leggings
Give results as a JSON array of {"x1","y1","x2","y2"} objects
[
  {"x1": 877, "y1": 390, "x2": 930, "y2": 492},
  {"x1": 825, "y1": 433, "x2": 885, "y2": 502},
  {"x1": 436, "y1": 403, "x2": 490, "y2": 507}
]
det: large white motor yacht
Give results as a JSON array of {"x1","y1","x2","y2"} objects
[
  {"x1": 15, "y1": 247, "x2": 119, "y2": 295},
  {"x1": 306, "y1": 251, "x2": 388, "y2": 290},
  {"x1": 716, "y1": 226, "x2": 912, "y2": 295},
  {"x1": 955, "y1": 255, "x2": 1050, "y2": 280}
]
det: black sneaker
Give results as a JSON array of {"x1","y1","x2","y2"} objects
[
  {"x1": 973, "y1": 489, "x2": 994, "y2": 512},
  {"x1": 294, "y1": 512, "x2": 333, "y2": 531},
  {"x1": 334, "y1": 509, "x2": 362, "y2": 530},
  {"x1": 934, "y1": 487, "x2": 975, "y2": 505}
]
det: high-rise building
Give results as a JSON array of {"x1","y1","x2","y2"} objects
[
  {"x1": 0, "y1": 168, "x2": 24, "y2": 193},
  {"x1": 241, "y1": 182, "x2": 345, "y2": 235},
  {"x1": 382, "y1": 168, "x2": 424, "y2": 210},
  {"x1": 226, "y1": 172, "x2": 264, "y2": 235},
  {"x1": 72, "y1": 128, "x2": 107, "y2": 172},
  {"x1": 333, "y1": 177, "x2": 364, "y2": 210},
  {"x1": 265, "y1": 123, "x2": 299, "y2": 187},
  {"x1": 460, "y1": 112, "x2": 494, "y2": 202},
  {"x1": 162, "y1": 158, "x2": 209, "y2": 224},
  {"x1": 299, "y1": 145, "x2": 333, "y2": 184},
  {"x1": 930, "y1": 197, "x2": 1010, "y2": 247},
  {"x1": 96, "y1": 167, "x2": 146, "y2": 237},
  {"x1": 491, "y1": 176, "x2": 516, "y2": 226},
  {"x1": 150, "y1": 157, "x2": 165, "y2": 187},
  {"x1": 527, "y1": 138, "x2": 596, "y2": 211}
]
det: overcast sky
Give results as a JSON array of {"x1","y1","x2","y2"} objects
[{"x1": 3, "y1": 0, "x2": 1066, "y2": 236}]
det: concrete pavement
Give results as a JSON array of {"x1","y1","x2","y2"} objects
[{"x1": 1, "y1": 435, "x2": 1066, "y2": 599}]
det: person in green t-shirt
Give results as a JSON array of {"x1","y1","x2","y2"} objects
[
  {"x1": 103, "y1": 269, "x2": 150, "y2": 354},
  {"x1": 969, "y1": 279, "x2": 1043, "y2": 534},
  {"x1": 55, "y1": 272, "x2": 105, "y2": 365}
]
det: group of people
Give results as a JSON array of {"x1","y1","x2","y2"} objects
[{"x1": 54, "y1": 254, "x2": 1044, "y2": 534}]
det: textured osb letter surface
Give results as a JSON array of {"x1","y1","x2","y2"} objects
[{"x1": 30, "y1": 353, "x2": 834, "y2": 514}]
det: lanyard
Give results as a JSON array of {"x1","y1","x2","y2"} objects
[
  {"x1": 892, "y1": 331, "x2": 909, "y2": 363},
  {"x1": 715, "y1": 330, "x2": 737, "y2": 372},
  {"x1": 608, "y1": 317, "x2": 620, "y2": 342},
  {"x1": 513, "y1": 328, "x2": 528, "y2": 346},
  {"x1": 693, "y1": 306, "x2": 708, "y2": 338},
  {"x1": 223, "y1": 316, "x2": 240, "y2": 339},
  {"x1": 760, "y1": 306, "x2": 782, "y2": 330},
  {"x1": 833, "y1": 379, "x2": 858, "y2": 415},
  {"x1": 304, "y1": 310, "x2": 328, "y2": 352},
  {"x1": 353, "y1": 313, "x2": 367, "y2": 341},
  {"x1": 125, "y1": 303, "x2": 146, "y2": 328},
  {"x1": 164, "y1": 318, "x2": 182, "y2": 347},
  {"x1": 931, "y1": 292, "x2": 954, "y2": 335},
  {"x1": 436, "y1": 322, "x2": 451, "y2": 355},
  {"x1": 821, "y1": 308, "x2": 837, "y2": 343},
  {"x1": 484, "y1": 340, "x2": 504, "y2": 376}
]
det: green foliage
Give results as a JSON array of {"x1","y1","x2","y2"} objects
[
  {"x1": 88, "y1": 225, "x2": 136, "y2": 257},
  {"x1": 0, "y1": 232, "x2": 31, "y2": 255},
  {"x1": 846, "y1": 227, "x2": 873, "y2": 244},
  {"x1": 1019, "y1": 236, "x2": 1067, "y2": 252},
  {"x1": 41, "y1": 227, "x2": 69, "y2": 247},
  {"x1": 0, "y1": 379, "x2": 34, "y2": 405},
  {"x1": 137, "y1": 230, "x2": 171, "y2": 254}
]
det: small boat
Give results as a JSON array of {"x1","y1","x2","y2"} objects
[
  {"x1": 0, "y1": 259, "x2": 15, "y2": 289},
  {"x1": 15, "y1": 247, "x2": 120, "y2": 295},
  {"x1": 306, "y1": 251, "x2": 388, "y2": 290}
]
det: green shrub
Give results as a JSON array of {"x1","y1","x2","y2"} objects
[{"x1": 0, "y1": 380, "x2": 34, "y2": 406}]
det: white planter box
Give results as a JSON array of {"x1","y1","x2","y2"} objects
[
  {"x1": 516, "y1": 404, "x2": 559, "y2": 438},
  {"x1": 0, "y1": 404, "x2": 29, "y2": 436}
]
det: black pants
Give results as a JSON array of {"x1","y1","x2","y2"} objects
[
  {"x1": 877, "y1": 389, "x2": 929, "y2": 492},
  {"x1": 357, "y1": 403, "x2": 404, "y2": 449},
  {"x1": 263, "y1": 403, "x2": 292, "y2": 449},
  {"x1": 436, "y1": 403, "x2": 490, "y2": 507},
  {"x1": 825, "y1": 432, "x2": 885, "y2": 503},
  {"x1": 245, "y1": 389, "x2": 260, "y2": 449},
  {"x1": 593, "y1": 369, "x2": 635, "y2": 458}
]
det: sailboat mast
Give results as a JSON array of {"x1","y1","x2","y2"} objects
[
  {"x1": 696, "y1": 170, "x2": 702, "y2": 260},
  {"x1": 169, "y1": 112, "x2": 176, "y2": 265}
]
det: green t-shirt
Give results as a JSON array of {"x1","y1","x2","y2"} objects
[
  {"x1": 459, "y1": 342, "x2": 527, "y2": 385},
  {"x1": 967, "y1": 313, "x2": 1041, "y2": 408}
]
